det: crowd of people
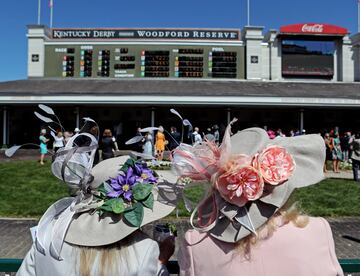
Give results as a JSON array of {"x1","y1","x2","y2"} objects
[
  {"x1": 39, "y1": 124, "x2": 360, "y2": 183},
  {"x1": 38, "y1": 127, "x2": 119, "y2": 165},
  {"x1": 137, "y1": 124, "x2": 220, "y2": 160},
  {"x1": 323, "y1": 130, "x2": 360, "y2": 181}
]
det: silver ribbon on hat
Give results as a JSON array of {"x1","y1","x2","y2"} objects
[
  {"x1": 188, "y1": 191, "x2": 258, "y2": 236},
  {"x1": 35, "y1": 132, "x2": 101, "y2": 260}
]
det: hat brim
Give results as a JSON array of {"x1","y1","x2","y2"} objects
[{"x1": 64, "y1": 156, "x2": 177, "y2": 247}]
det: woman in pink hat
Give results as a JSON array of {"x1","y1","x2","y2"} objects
[{"x1": 173, "y1": 122, "x2": 343, "y2": 276}]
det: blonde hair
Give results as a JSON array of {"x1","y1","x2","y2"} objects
[
  {"x1": 77, "y1": 233, "x2": 135, "y2": 276},
  {"x1": 235, "y1": 201, "x2": 309, "y2": 259}
]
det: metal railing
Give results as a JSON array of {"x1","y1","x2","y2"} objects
[{"x1": 1, "y1": 258, "x2": 360, "y2": 274}]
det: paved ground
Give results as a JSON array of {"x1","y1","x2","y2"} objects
[{"x1": 1, "y1": 216, "x2": 360, "y2": 260}]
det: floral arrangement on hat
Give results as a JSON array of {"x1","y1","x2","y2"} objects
[
  {"x1": 172, "y1": 119, "x2": 296, "y2": 208},
  {"x1": 95, "y1": 158, "x2": 158, "y2": 227}
]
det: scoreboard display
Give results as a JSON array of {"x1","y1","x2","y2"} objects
[{"x1": 44, "y1": 44, "x2": 244, "y2": 79}]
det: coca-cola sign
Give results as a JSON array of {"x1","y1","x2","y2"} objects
[
  {"x1": 301, "y1": 24, "x2": 324, "y2": 33},
  {"x1": 280, "y1": 24, "x2": 347, "y2": 35}
]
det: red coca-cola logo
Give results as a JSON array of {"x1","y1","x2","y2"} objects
[
  {"x1": 301, "y1": 24, "x2": 324, "y2": 33},
  {"x1": 280, "y1": 24, "x2": 348, "y2": 35}
]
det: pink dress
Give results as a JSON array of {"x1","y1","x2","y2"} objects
[{"x1": 178, "y1": 217, "x2": 343, "y2": 276}]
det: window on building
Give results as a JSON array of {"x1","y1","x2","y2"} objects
[{"x1": 281, "y1": 39, "x2": 335, "y2": 79}]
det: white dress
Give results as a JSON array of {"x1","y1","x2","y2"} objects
[{"x1": 143, "y1": 134, "x2": 153, "y2": 157}]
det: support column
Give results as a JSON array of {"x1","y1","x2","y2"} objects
[
  {"x1": 151, "y1": 107, "x2": 155, "y2": 127},
  {"x1": 2, "y1": 107, "x2": 7, "y2": 148},
  {"x1": 75, "y1": 107, "x2": 80, "y2": 129},
  {"x1": 227, "y1": 108, "x2": 231, "y2": 125},
  {"x1": 299, "y1": 109, "x2": 304, "y2": 134},
  {"x1": 151, "y1": 107, "x2": 156, "y2": 151}
]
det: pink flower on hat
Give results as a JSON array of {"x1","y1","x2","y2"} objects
[
  {"x1": 253, "y1": 145, "x2": 295, "y2": 185},
  {"x1": 216, "y1": 166, "x2": 264, "y2": 207}
]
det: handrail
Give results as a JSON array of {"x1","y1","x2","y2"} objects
[
  {"x1": 0, "y1": 258, "x2": 359, "y2": 273},
  {"x1": 339, "y1": 259, "x2": 360, "y2": 273},
  {"x1": 0, "y1": 259, "x2": 22, "y2": 273}
]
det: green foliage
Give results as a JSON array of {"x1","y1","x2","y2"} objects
[
  {"x1": 171, "y1": 178, "x2": 360, "y2": 218},
  {"x1": 120, "y1": 158, "x2": 136, "y2": 173},
  {"x1": 1, "y1": 160, "x2": 359, "y2": 219},
  {"x1": 124, "y1": 202, "x2": 144, "y2": 227},
  {"x1": 96, "y1": 183, "x2": 107, "y2": 197},
  {"x1": 291, "y1": 178, "x2": 360, "y2": 217},
  {"x1": 111, "y1": 198, "x2": 125, "y2": 214},
  {"x1": 133, "y1": 183, "x2": 153, "y2": 201},
  {"x1": 142, "y1": 193, "x2": 154, "y2": 209},
  {"x1": 166, "y1": 222, "x2": 177, "y2": 236},
  {"x1": 0, "y1": 160, "x2": 68, "y2": 217}
]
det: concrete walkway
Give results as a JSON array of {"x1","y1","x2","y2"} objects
[
  {"x1": 325, "y1": 171, "x2": 354, "y2": 180},
  {"x1": 1, "y1": 217, "x2": 360, "y2": 260}
]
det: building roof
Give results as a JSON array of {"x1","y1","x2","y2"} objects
[{"x1": 0, "y1": 78, "x2": 359, "y2": 107}]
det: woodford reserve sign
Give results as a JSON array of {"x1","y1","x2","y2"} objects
[{"x1": 51, "y1": 28, "x2": 241, "y2": 41}]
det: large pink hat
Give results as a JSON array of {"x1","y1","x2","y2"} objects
[{"x1": 172, "y1": 120, "x2": 325, "y2": 243}]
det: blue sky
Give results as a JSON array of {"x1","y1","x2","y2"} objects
[{"x1": 0, "y1": 0, "x2": 358, "y2": 81}]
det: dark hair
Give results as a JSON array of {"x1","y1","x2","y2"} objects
[{"x1": 103, "y1": 129, "x2": 112, "y2": 137}]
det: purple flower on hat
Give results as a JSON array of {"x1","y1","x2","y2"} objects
[
  {"x1": 107, "y1": 167, "x2": 137, "y2": 201},
  {"x1": 134, "y1": 163, "x2": 157, "y2": 184}
]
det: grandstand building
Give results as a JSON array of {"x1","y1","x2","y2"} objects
[{"x1": 0, "y1": 23, "x2": 359, "y2": 147}]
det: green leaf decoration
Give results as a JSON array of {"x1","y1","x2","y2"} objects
[
  {"x1": 124, "y1": 205, "x2": 135, "y2": 212},
  {"x1": 99, "y1": 204, "x2": 113, "y2": 212},
  {"x1": 120, "y1": 158, "x2": 136, "y2": 172},
  {"x1": 120, "y1": 164, "x2": 129, "y2": 173},
  {"x1": 97, "y1": 183, "x2": 107, "y2": 196},
  {"x1": 142, "y1": 192, "x2": 154, "y2": 210},
  {"x1": 124, "y1": 202, "x2": 144, "y2": 227},
  {"x1": 111, "y1": 198, "x2": 125, "y2": 214},
  {"x1": 133, "y1": 184, "x2": 153, "y2": 201},
  {"x1": 125, "y1": 158, "x2": 136, "y2": 167}
]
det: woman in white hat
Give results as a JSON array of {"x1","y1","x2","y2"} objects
[
  {"x1": 173, "y1": 121, "x2": 343, "y2": 276},
  {"x1": 17, "y1": 130, "x2": 178, "y2": 276}
]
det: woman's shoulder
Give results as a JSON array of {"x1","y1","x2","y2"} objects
[
  {"x1": 278, "y1": 216, "x2": 330, "y2": 235},
  {"x1": 273, "y1": 216, "x2": 334, "y2": 250}
]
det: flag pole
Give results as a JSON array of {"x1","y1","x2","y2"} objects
[
  {"x1": 358, "y1": 0, "x2": 360, "y2": 33},
  {"x1": 49, "y1": 0, "x2": 53, "y2": 28},
  {"x1": 247, "y1": 0, "x2": 250, "y2": 26},
  {"x1": 37, "y1": 0, "x2": 41, "y2": 25}
]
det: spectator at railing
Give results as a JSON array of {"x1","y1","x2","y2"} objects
[{"x1": 350, "y1": 132, "x2": 360, "y2": 182}]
